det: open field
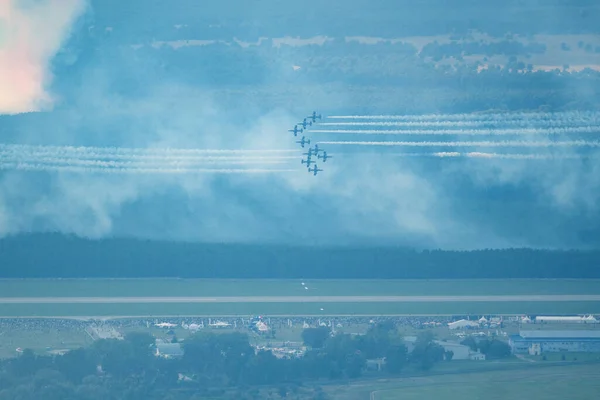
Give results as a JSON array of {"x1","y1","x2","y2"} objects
[
  {"x1": 1, "y1": 300, "x2": 600, "y2": 317},
  {"x1": 323, "y1": 364, "x2": 600, "y2": 400},
  {"x1": 2, "y1": 279, "x2": 600, "y2": 297},
  {"x1": 0, "y1": 324, "x2": 93, "y2": 359}
]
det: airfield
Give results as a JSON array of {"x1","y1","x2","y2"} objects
[{"x1": 1, "y1": 279, "x2": 600, "y2": 317}]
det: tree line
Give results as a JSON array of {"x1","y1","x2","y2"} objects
[
  {"x1": 1, "y1": 234, "x2": 600, "y2": 279},
  {"x1": 0, "y1": 324, "x2": 460, "y2": 400}
]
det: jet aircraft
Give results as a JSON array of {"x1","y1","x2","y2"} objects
[
  {"x1": 288, "y1": 125, "x2": 303, "y2": 136},
  {"x1": 303, "y1": 149, "x2": 315, "y2": 158},
  {"x1": 317, "y1": 151, "x2": 332, "y2": 162},
  {"x1": 299, "y1": 118, "x2": 313, "y2": 129},
  {"x1": 308, "y1": 164, "x2": 323, "y2": 176},
  {"x1": 307, "y1": 111, "x2": 322, "y2": 122},
  {"x1": 310, "y1": 144, "x2": 322, "y2": 155},
  {"x1": 301, "y1": 157, "x2": 316, "y2": 167},
  {"x1": 296, "y1": 136, "x2": 311, "y2": 148}
]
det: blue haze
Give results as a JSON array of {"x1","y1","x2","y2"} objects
[{"x1": 1, "y1": 0, "x2": 600, "y2": 249}]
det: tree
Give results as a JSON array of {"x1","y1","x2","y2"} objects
[
  {"x1": 410, "y1": 332, "x2": 445, "y2": 371},
  {"x1": 460, "y1": 337, "x2": 478, "y2": 352},
  {"x1": 479, "y1": 339, "x2": 511, "y2": 360},
  {"x1": 384, "y1": 345, "x2": 407, "y2": 374},
  {"x1": 55, "y1": 348, "x2": 97, "y2": 383},
  {"x1": 278, "y1": 385, "x2": 288, "y2": 398},
  {"x1": 302, "y1": 327, "x2": 330, "y2": 349}
]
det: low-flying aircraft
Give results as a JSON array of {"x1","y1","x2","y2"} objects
[
  {"x1": 317, "y1": 151, "x2": 332, "y2": 162},
  {"x1": 308, "y1": 164, "x2": 323, "y2": 176},
  {"x1": 299, "y1": 118, "x2": 313, "y2": 129},
  {"x1": 310, "y1": 144, "x2": 322, "y2": 155},
  {"x1": 296, "y1": 136, "x2": 310, "y2": 147},
  {"x1": 301, "y1": 157, "x2": 316, "y2": 167},
  {"x1": 288, "y1": 125, "x2": 303, "y2": 136},
  {"x1": 307, "y1": 111, "x2": 322, "y2": 122}
]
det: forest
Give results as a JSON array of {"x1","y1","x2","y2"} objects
[
  {"x1": 1, "y1": 234, "x2": 600, "y2": 279},
  {"x1": 90, "y1": 0, "x2": 600, "y2": 40},
  {"x1": 0, "y1": 323, "x2": 511, "y2": 400}
]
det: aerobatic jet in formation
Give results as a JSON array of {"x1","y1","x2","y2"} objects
[
  {"x1": 288, "y1": 125, "x2": 303, "y2": 136},
  {"x1": 296, "y1": 136, "x2": 311, "y2": 148},
  {"x1": 301, "y1": 156, "x2": 317, "y2": 167},
  {"x1": 317, "y1": 151, "x2": 332, "y2": 162},
  {"x1": 307, "y1": 111, "x2": 322, "y2": 123},
  {"x1": 308, "y1": 164, "x2": 323, "y2": 176},
  {"x1": 285, "y1": 111, "x2": 330, "y2": 177},
  {"x1": 299, "y1": 118, "x2": 313, "y2": 129}
]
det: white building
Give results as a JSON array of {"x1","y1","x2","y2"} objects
[
  {"x1": 155, "y1": 343, "x2": 184, "y2": 358},
  {"x1": 509, "y1": 330, "x2": 600, "y2": 354},
  {"x1": 448, "y1": 319, "x2": 480, "y2": 330}
]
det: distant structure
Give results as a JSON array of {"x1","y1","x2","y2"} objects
[
  {"x1": 509, "y1": 330, "x2": 600, "y2": 355},
  {"x1": 447, "y1": 319, "x2": 480, "y2": 330},
  {"x1": 155, "y1": 343, "x2": 184, "y2": 358},
  {"x1": 534, "y1": 315, "x2": 598, "y2": 324},
  {"x1": 404, "y1": 336, "x2": 485, "y2": 360}
]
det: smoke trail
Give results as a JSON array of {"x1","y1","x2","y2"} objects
[
  {"x1": 389, "y1": 152, "x2": 598, "y2": 160},
  {"x1": 0, "y1": 156, "x2": 292, "y2": 168},
  {"x1": 0, "y1": 143, "x2": 298, "y2": 156},
  {"x1": 0, "y1": 149, "x2": 299, "y2": 162},
  {"x1": 319, "y1": 120, "x2": 600, "y2": 127},
  {"x1": 311, "y1": 127, "x2": 600, "y2": 135},
  {"x1": 0, "y1": 163, "x2": 296, "y2": 174},
  {"x1": 316, "y1": 140, "x2": 600, "y2": 147},
  {"x1": 326, "y1": 111, "x2": 600, "y2": 122}
]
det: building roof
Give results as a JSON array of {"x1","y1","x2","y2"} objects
[
  {"x1": 519, "y1": 330, "x2": 600, "y2": 339},
  {"x1": 156, "y1": 343, "x2": 184, "y2": 356}
]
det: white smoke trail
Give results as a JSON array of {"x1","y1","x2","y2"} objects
[
  {"x1": 311, "y1": 127, "x2": 599, "y2": 135},
  {"x1": 326, "y1": 111, "x2": 600, "y2": 122},
  {"x1": 316, "y1": 140, "x2": 600, "y2": 147},
  {"x1": 0, "y1": 163, "x2": 296, "y2": 174},
  {"x1": 0, "y1": 156, "x2": 292, "y2": 168},
  {"x1": 319, "y1": 120, "x2": 600, "y2": 127},
  {"x1": 0, "y1": 149, "x2": 299, "y2": 162},
  {"x1": 389, "y1": 152, "x2": 598, "y2": 160},
  {"x1": 0, "y1": 143, "x2": 298, "y2": 156}
]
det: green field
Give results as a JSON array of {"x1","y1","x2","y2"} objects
[
  {"x1": 323, "y1": 364, "x2": 600, "y2": 400},
  {"x1": 0, "y1": 325, "x2": 93, "y2": 359},
  {"x1": 1, "y1": 278, "x2": 599, "y2": 297},
  {"x1": 1, "y1": 300, "x2": 600, "y2": 317}
]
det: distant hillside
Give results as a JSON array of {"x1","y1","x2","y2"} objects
[{"x1": 0, "y1": 234, "x2": 598, "y2": 279}]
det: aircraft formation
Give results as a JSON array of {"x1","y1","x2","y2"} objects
[{"x1": 289, "y1": 111, "x2": 332, "y2": 176}]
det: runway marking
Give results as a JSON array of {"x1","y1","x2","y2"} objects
[{"x1": 1, "y1": 295, "x2": 600, "y2": 304}]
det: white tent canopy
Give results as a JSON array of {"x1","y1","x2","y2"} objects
[{"x1": 448, "y1": 319, "x2": 480, "y2": 330}]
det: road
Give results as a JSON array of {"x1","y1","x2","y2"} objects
[{"x1": 1, "y1": 295, "x2": 600, "y2": 304}]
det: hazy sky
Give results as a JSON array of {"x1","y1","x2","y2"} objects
[{"x1": 1, "y1": 0, "x2": 599, "y2": 249}]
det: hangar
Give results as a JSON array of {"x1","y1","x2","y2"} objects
[{"x1": 509, "y1": 330, "x2": 600, "y2": 355}]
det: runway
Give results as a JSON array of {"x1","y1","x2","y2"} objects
[{"x1": 1, "y1": 295, "x2": 600, "y2": 304}]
